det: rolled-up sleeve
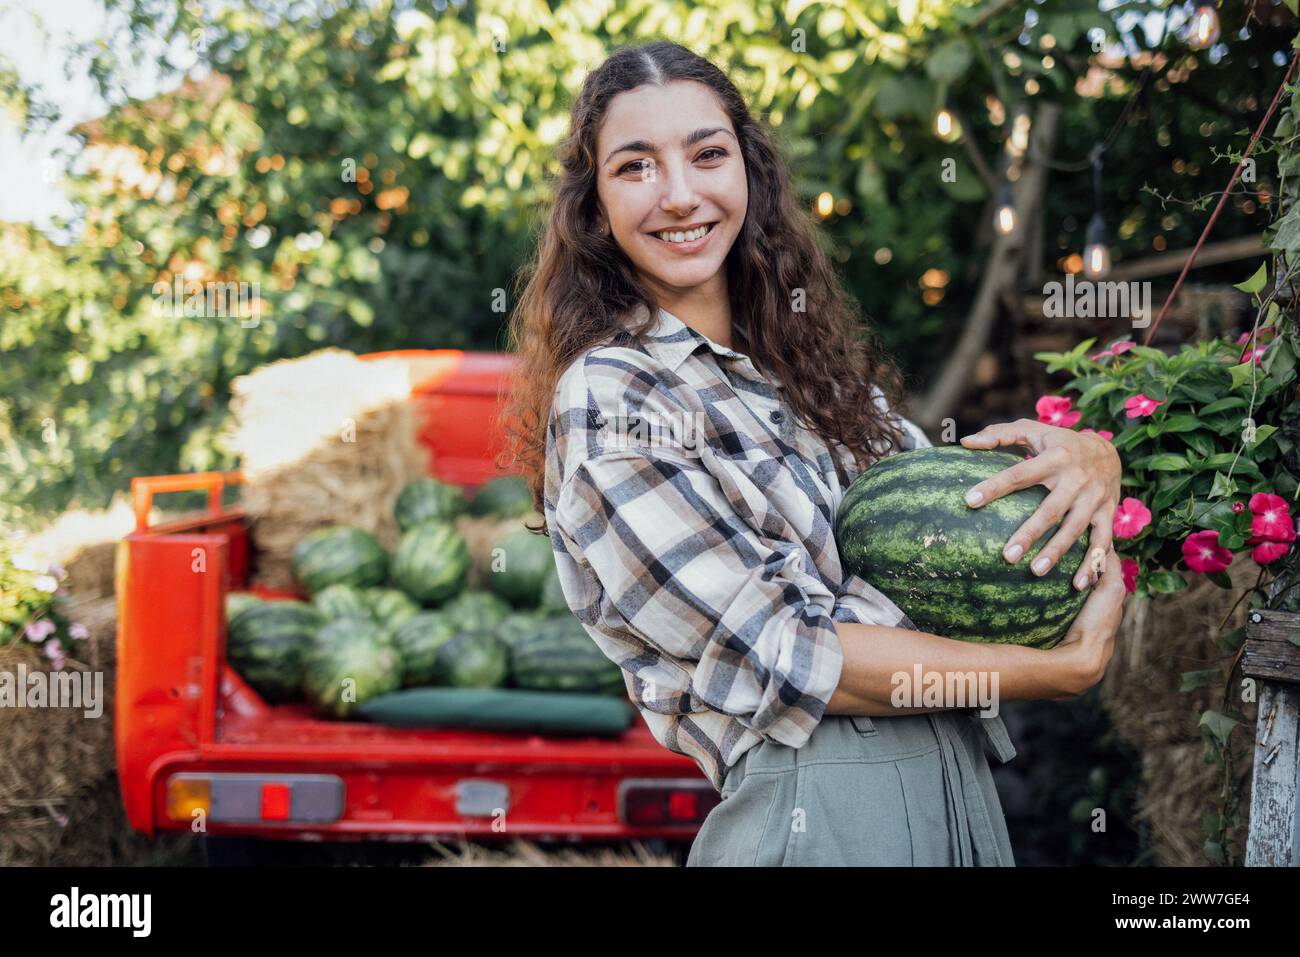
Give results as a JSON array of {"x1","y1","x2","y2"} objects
[{"x1": 553, "y1": 445, "x2": 844, "y2": 750}]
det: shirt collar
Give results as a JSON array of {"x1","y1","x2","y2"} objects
[{"x1": 623, "y1": 302, "x2": 761, "y2": 375}]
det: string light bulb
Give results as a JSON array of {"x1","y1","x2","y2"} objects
[
  {"x1": 815, "y1": 191, "x2": 834, "y2": 218},
  {"x1": 993, "y1": 182, "x2": 1017, "y2": 236},
  {"x1": 934, "y1": 108, "x2": 961, "y2": 141},
  {"x1": 1082, "y1": 144, "x2": 1111, "y2": 278},
  {"x1": 1187, "y1": 5, "x2": 1220, "y2": 51}
]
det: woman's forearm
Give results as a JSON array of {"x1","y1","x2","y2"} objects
[{"x1": 825, "y1": 621, "x2": 1085, "y2": 716}]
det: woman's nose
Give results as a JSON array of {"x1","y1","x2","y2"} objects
[{"x1": 657, "y1": 159, "x2": 700, "y2": 213}]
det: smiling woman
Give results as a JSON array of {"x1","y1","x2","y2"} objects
[{"x1": 501, "y1": 39, "x2": 1127, "y2": 868}]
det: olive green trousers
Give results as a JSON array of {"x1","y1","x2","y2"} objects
[{"x1": 686, "y1": 709, "x2": 1017, "y2": 867}]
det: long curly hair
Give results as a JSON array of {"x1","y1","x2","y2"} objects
[{"x1": 502, "y1": 39, "x2": 910, "y2": 518}]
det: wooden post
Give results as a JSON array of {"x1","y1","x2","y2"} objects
[{"x1": 1242, "y1": 608, "x2": 1300, "y2": 866}]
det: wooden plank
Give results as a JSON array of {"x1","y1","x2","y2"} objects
[
  {"x1": 1242, "y1": 609, "x2": 1300, "y2": 684},
  {"x1": 1245, "y1": 680, "x2": 1300, "y2": 866}
]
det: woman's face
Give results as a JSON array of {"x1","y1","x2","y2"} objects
[{"x1": 594, "y1": 80, "x2": 748, "y2": 299}]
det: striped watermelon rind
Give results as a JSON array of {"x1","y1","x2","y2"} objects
[
  {"x1": 488, "y1": 528, "x2": 555, "y2": 607},
  {"x1": 467, "y1": 476, "x2": 534, "y2": 518},
  {"x1": 441, "y1": 590, "x2": 511, "y2": 632},
  {"x1": 510, "y1": 616, "x2": 624, "y2": 695},
  {"x1": 433, "y1": 630, "x2": 511, "y2": 689},
  {"x1": 391, "y1": 521, "x2": 470, "y2": 604},
  {"x1": 226, "y1": 599, "x2": 323, "y2": 704},
  {"x1": 362, "y1": 587, "x2": 422, "y2": 628},
  {"x1": 303, "y1": 618, "x2": 401, "y2": 718},
  {"x1": 834, "y1": 446, "x2": 1090, "y2": 649},
  {"x1": 392, "y1": 612, "x2": 457, "y2": 687},
  {"x1": 313, "y1": 583, "x2": 372, "y2": 621},
  {"x1": 394, "y1": 478, "x2": 466, "y2": 531},
  {"x1": 291, "y1": 526, "x2": 389, "y2": 596}
]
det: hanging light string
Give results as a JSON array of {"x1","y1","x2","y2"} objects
[{"x1": 1143, "y1": 46, "x2": 1300, "y2": 345}]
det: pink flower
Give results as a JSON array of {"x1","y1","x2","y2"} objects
[
  {"x1": 1241, "y1": 345, "x2": 1268, "y2": 365},
  {"x1": 1089, "y1": 340, "x2": 1136, "y2": 361},
  {"x1": 1236, "y1": 328, "x2": 1275, "y2": 346},
  {"x1": 1253, "y1": 541, "x2": 1292, "y2": 565},
  {"x1": 1113, "y1": 497, "x2": 1152, "y2": 539},
  {"x1": 48, "y1": 562, "x2": 68, "y2": 580},
  {"x1": 1248, "y1": 493, "x2": 1296, "y2": 542},
  {"x1": 24, "y1": 618, "x2": 56, "y2": 642},
  {"x1": 69, "y1": 622, "x2": 89, "y2": 641},
  {"x1": 43, "y1": 639, "x2": 65, "y2": 669},
  {"x1": 1121, "y1": 558, "x2": 1139, "y2": 594},
  {"x1": 1183, "y1": 529, "x2": 1233, "y2": 574},
  {"x1": 1231, "y1": 501, "x2": 1245, "y2": 513},
  {"x1": 1081, "y1": 427, "x2": 1114, "y2": 441},
  {"x1": 1125, "y1": 393, "x2": 1164, "y2": 418},
  {"x1": 1035, "y1": 395, "x2": 1081, "y2": 428}
]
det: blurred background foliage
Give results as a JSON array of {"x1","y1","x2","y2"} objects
[{"x1": 0, "y1": 0, "x2": 1288, "y2": 533}]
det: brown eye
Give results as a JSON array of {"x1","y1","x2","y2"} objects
[
  {"x1": 698, "y1": 147, "x2": 727, "y2": 161},
  {"x1": 619, "y1": 159, "x2": 652, "y2": 175}
]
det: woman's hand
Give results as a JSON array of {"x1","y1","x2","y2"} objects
[
  {"x1": 1044, "y1": 546, "x2": 1126, "y2": 697},
  {"x1": 959, "y1": 418, "x2": 1122, "y2": 591}
]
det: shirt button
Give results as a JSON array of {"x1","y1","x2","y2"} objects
[{"x1": 770, "y1": 410, "x2": 785, "y2": 424}]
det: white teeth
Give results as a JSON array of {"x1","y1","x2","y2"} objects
[{"x1": 654, "y1": 224, "x2": 711, "y2": 243}]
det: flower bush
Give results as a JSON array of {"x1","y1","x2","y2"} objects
[
  {"x1": 0, "y1": 541, "x2": 90, "y2": 669},
  {"x1": 1033, "y1": 273, "x2": 1299, "y2": 602}
]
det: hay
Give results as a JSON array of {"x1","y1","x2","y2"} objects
[
  {"x1": 418, "y1": 839, "x2": 678, "y2": 867},
  {"x1": 14, "y1": 493, "x2": 140, "y2": 600},
  {"x1": 227, "y1": 348, "x2": 430, "y2": 591},
  {"x1": 1100, "y1": 560, "x2": 1260, "y2": 866}
]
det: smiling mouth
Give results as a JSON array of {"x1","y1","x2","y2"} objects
[{"x1": 650, "y1": 223, "x2": 717, "y2": 244}]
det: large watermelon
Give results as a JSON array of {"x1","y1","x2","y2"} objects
[
  {"x1": 225, "y1": 599, "x2": 323, "y2": 704},
  {"x1": 468, "y1": 476, "x2": 534, "y2": 518},
  {"x1": 488, "y1": 529, "x2": 555, "y2": 607},
  {"x1": 303, "y1": 618, "x2": 401, "y2": 718},
  {"x1": 395, "y1": 478, "x2": 466, "y2": 531},
  {"x1": 441, "y1": 590, "x2": 511, "y2": 632},
  {"x1": 510, "y1": 616, "x2": 624, "y2": 695},
  {"x1": 313, "y1": 583, "x2": 371, "y2": 621},
  {"x1": 392, "y1": 612, "x2": 457, "y2": 686},
  {"x1": 362, "y1": 587, "x2": 422, "y2": 628},
  {"x1": 496, "y1": 611, "x2": 544, "y2": 652},
  {"x1": 834, "y1": 446, "x2": 1090, "y2": 649},
  {"x1": 391, "y1": 521, "x2": 470, "y2": 604},
  {"x1": 292, "y1": 526, "x2": 388, "y2": 595},
  {"x1": 433, "y1": 630, "x2": 511, "y2": 688},
  {"x1": 538, "y1": 564, "x2": 568, "y2": 613}
]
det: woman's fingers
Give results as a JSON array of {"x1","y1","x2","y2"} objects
[
  {"x1": 963, "y1": 448, "x2": 1063, "y2": 508},
  {"x1": 999, "y1": 483, "x2": 1082, "y2": 566}
]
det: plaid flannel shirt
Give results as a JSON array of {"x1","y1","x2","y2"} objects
[{"x1": 543, "y1": 303, "x2": 933, "y2": 791}]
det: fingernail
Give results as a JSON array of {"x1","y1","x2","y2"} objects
[
  {"x1": 1005, "y1": 543, "x2": 1023, "y2": 562},
  {"x1": 1074, "y1": 573, "x2": 1089, "y2": 589},
  {"x1": 1032, "y1": 556, "x2": 1051, "y2": 575},
  {"x1": 965, "y1": 488, "x2": 983, "y2": 506}
]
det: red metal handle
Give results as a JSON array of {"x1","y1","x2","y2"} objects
[{"x1": 131, "y1": 470, "x2": 244, "y2": 532}]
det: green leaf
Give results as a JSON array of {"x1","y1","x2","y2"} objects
[
  {"x1": 1179, "y1": 430, "x2": 1215, "y2": 458},
  {"x1": 1198, "y1": 708, "x2": 1244, "y2": 747},
  {"x1": 1147, "y1": 571, "x2": 1189, "y2": 594},
  {"x1": 1228, "y1": 362, "x2": 1259, "y2": 389},
  {"x1": 1207, "y1": 571, "x2": 1234, "y2": 589},
  {"x1": 925, "y1": 39, "x2": 973, "y2": 84},
  {"x1": 1199, "y1": 396, "x2": 1247, "y2": 415},
  {"x1": 1129, "y1": 453, "x2": 1190, "y2": 472},
  {"x1": 1207, "y1": 470, "x2": 1237, "y2": 501},
  {"x1": 1245, "y1": 424, "x2": 1278, "y2": 452},
  {"x1": 1233, "y1": 262, "x2": 1268, "y2": 294},
  {"x1": 1077, "y1": 379, "x2": 1121, "y2": 407},
  {"x1": 1150, "y1": 414, "x2": 1202, "y2": 435},
  {"x1": 1179, "y1": 669, "x2": 1215, "y2": 691}
]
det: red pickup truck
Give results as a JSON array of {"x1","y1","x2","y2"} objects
[{"x1": 114, "y1": 349, "x2": 715, "y2": 861}]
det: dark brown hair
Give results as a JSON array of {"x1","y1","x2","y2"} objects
[{"x1": 502, "y1": 39, "x2": 909, "y2": 518}]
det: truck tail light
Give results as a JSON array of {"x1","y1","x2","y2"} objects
[
  {"x1": 617, "y1": 779, "x2": 720, "y2": 827},
  {"x1": 166, "y1": 773, "x2": 344, "y2": 824}
]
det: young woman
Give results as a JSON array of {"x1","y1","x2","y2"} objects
[{"x1": 504, "y1": 40, "x2": 1127, "y2": 867}]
